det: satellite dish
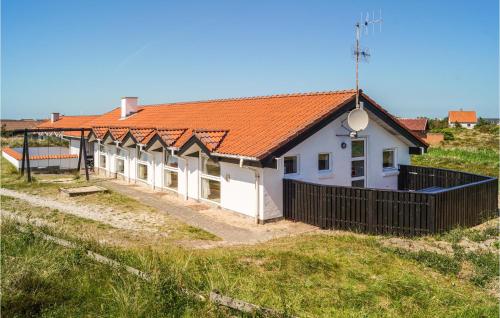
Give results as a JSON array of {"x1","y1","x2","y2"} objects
[{"x1": 347, "y1": 107, "x2": 369, "y2": 131}]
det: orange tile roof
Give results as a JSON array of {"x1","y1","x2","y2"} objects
[
  {"x1": 2, "y1": 147, "x2": 78, "y2": 161},
  {"x1": 108, "y1": 127, "x2": 129, "y2": 141},
  {"x1": 194, "y1": 130, "x2": 228, "y2": 151},
  {"x1": 0, "y1": 119, "x2": 48, "y2": 131},
  {"x1": 448, "y1": 111, "x2": 477, "y2": 123},
  {"x1": 87, "y1": 90, "x2": 426, "y2": 158},
  {"x1": 89, "y1": 90, "x2": 358, "y2": 158},
  {"x1": 398, "y1": 118, "x2": 428, "y2": 132},
  {"x1": 156, "y1": 129, "x2": 187, "y2": 146},
  {"x1": 37, "y1": 115, "x2": 99, "y2": 137}
]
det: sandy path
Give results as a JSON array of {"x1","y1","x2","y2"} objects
[{"x1": 0, "y1": 188, "x2": 172, "y2": 234}]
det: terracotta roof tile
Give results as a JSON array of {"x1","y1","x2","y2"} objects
[
  {"x1": 88, "y1": 90, "x2": 359, "y2": 158},
  {"x1": 130, "y1": 128, "x2": 155, "y2": 144},
  {"x1": 398, "y1": 118, "x2": 428, "y2": 132},
  {"x1": 92, "y1": 127, "x2": 109, "y2": 139},
  {"x1": 194, "y1": 130, "x2": 228, "y2": 151},
  {"x1": 448, "y1": 111, "x2": 477, "y2": 123},
  {"x1": 2, "y1": 147, "x2": 78, "y2": 161},
  {"x1": 108, "y1": 127, "x2": 129, "y2": 141},
  {"x1": 156, "y1": 129, "x2": 187, "y2": 146},
  {"x1": 37, "y1": 115, "x2": 99, "y2": 138}
]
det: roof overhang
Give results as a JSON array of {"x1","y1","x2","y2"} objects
[
  {"x1": 177, "y1": 135, "x2": 213, "y2": 158},
  {"x1": 120, "y1": 131, "x2": 138, "y2": 148},
  {"x1": 144, "y1": 133, "x2": 168, "y2": 152},
  {"x1": 259, "y1": 94, "x2": 428, "y2": 167}
]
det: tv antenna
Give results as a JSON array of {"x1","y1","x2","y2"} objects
[{"x1": 354, "y1": 10, "x2": 383, "y2": 109}]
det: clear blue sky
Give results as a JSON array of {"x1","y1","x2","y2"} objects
[{"x1": 2, "y1": 0, "x2": 498, "y2": 119}]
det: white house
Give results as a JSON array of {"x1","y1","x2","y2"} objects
[
  {"x1": 448, "y1": 110, "x2": 477, "y2": 129},
  {"x1": 1, "y1": 113, "x2": 98, "y2": 171},
  {"x1": 84, "y1": 90, "x2": 427, "y2": 223}
]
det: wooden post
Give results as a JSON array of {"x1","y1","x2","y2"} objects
[
  {"x1": 25, "y1": 131, "x2": 32, "y2": 182},
  {"x1": 367, "y1": 190, "x2": 375, "y2": 233},
  {"x1": 81, "y1": 130, "x2": 89, "y2": 181},
  {"x1": 21, "y1": 129, "x2": 27, "y2": 176},
  {"x1": 77, "y1": 130, "x2": 84, "y2": 171}
]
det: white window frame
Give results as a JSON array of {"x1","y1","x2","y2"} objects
[
  {"x1": 136, "y1": 149, "x2": 150, "y2": 182},
  {"x1": 317, "y1": 152, "x2": 332, "y2": 173},
  {"x1": 199, "y1": 154, "x2": 221, "y2": 204},
  {"x1": 382, "y1": 148, "x2": 397, "y2": 171},
  {"x1": 283, "y1": 155, "x2": 300, "y2": 176},
  {"x1": 99, "y1": 143, "x2": 107, "y2": 169},
  {"x1": 115, "y1": 146, "x2": 128, "y2": 176},
  {"x1": 351, "y1": 138, "x2": 367, "y2": 186},
  {"x1": 163, "y1": 149, "x2": 179, "y2": 192}
]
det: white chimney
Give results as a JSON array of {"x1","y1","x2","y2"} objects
[
  {"x1": 121, "y1": 97, "x2": 139, "y2": 118},
  {"x1": 50, "y1": 112, "x2": 60, "y2": 123}
]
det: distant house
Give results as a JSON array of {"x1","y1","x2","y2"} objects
[
  {"x1": 397, "y1": 118, "x2": 428, "y2": 138},
  {"x1": 448, "y1": 110, "x2": 477, "y2": 129},
  {"x1": 2, "y1": 113, "x2": 98, "y2": 171},
  {"x1": 0, "y1": 119, "x2": 47, "y2": 134},
  {"x1": 398, "y1": 117, "x2": 444, "y2": 146}
]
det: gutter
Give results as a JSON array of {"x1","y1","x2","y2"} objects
[
  {"x1": 212, "y1": 152, "x2": 260, "y2": 162},
  {"x1": 239, "y1": 158, "x2": 261, "y2": 224}
]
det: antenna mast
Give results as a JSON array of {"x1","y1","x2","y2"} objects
[{"x1": 354, "y1": 10, "x2": 383, "y2": 108}]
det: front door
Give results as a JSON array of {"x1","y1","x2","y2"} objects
[{"x1": 351, "y1": 138, "x2": 366, "y2": 187}]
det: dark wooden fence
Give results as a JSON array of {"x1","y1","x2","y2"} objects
[{"x1": 283, "y1": 165, "x2": 498, "y2": 236}]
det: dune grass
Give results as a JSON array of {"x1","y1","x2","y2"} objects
[
  {"x1": 412, "y1": 128, "x2": 499, "y2": 177},
  {"x1": 2, "y1": 216, "x2": 498, "y2": 318}
]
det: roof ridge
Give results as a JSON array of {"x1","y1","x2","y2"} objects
[{"x1": 141, "y1": 89, "x2": 357, "y2": 108}]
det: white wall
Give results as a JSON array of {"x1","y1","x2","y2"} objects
[
  {"x1": 187, "y1": 156, "x2": 199, "y2": 199},
  {"x1": 2, "y1": 147, "x2": 79, "y2": 171},
  {"x1": 262, "y1": 111, "x2": 412, "y2": 219},
  {"x1": 2, "y1": 151, "x2": 20, "y2": 169},
  {"x1": 220, "y1": 162, "x2": 261, "y2": 218},
  {"x1": 449, "y1": 122, "x2": 476, "y2": 129},
  {"x1": 69, "y1": 139, "x2": 80, "y2": 155},
  {"x1": 93, "y1": 109, "x2": 414, "y2": 221}
]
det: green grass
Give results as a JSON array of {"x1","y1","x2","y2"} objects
[
  {"x1": 412, "y1": 127, "x2": 499, "y2": 177},
  {"x1": 2, "y1": 217, "x2": 498, "y2": 318},
  {"x1": 411, "y1": 147, "x2": 499, "y2": 177},
  {"x1": 0, "y1": 220, "x2": 219, "y2": 317}
]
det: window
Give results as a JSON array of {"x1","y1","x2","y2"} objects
[
  {"x1": 137, "y1": 150, "x2": 149, "y2": 181},
  {"x1": 116, "y1": 147, "x2": 127, "y2": 175},
  {"x1": 318, "y1": 153, "x2": 330, "y2": 171},
  {"x1": 383, "y1": 149, "x2": 396, "y2": 170},
  {"x1": 201, "y1": 178, "x2": 220, "y2": 203},
  {"x1": 351, "y1": 140, "x2": 365, "y2": 158},
  {"x1": 139, "y1": 151, "x2": 150, "y2": 162},
  {"x1": 200, "y1": 156, "x2": 221, "y2": 203},
  {"x1": 116, "y1": 147, "x2": 128, "y2": 157},
  {"x1": 137, "y1": 163, "x2": 148, "y2": 181},
  {"x1": 163, "y1": 151, "x2": 179, "y2": 191},
  {"x1": 99, "y1": 144, "x2": 106, "y2": 168},
  {"x1": 164, "y1": 152, "x2": 178, "y2": 168},
  {"x1": 201, "y1": 156, "x2": 220, "y2": 177},
  {"x1": 351, "y1": 160, "x2": 365, "y2": 178},
  {"x1": 163, "y1": 169, "x2": 178, "y2": 190},
  {"x1": 284, "y1": 156, "x2": 298, "y2": 174},
  {"x1": 116, "y1": 158, "x2": 125, "y2": 174},
  {"x1": 351, "y1": 179, "x2": 365, "y2": 188}
]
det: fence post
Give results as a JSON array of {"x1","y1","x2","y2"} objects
[
  {"x1": 21, "y1": 129, "x2": 27, "y2": 176},
  {"x1": 367, "y1": 190, "x2": 375, "y2": 233},
  {"x1": 428, "y1": 195, "x2": 436, "y2": 233}
]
